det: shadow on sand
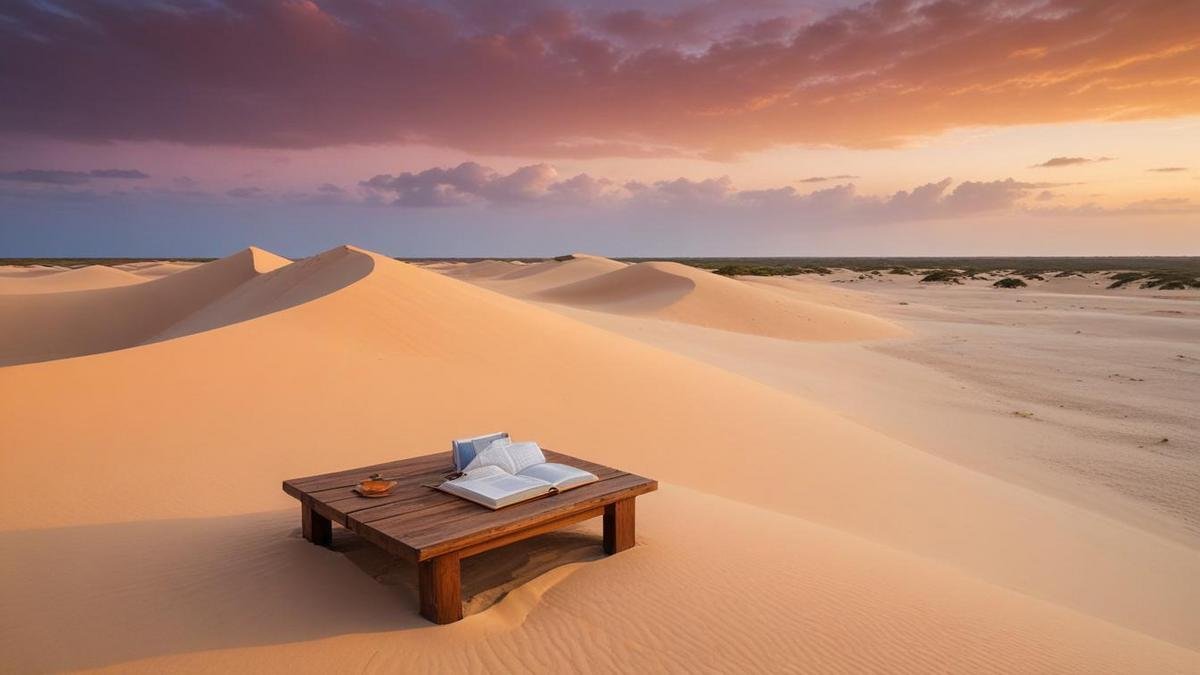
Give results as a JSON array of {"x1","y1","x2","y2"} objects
[{"x1": 0, "y1": 509, "x2": 604, "y2": 672}]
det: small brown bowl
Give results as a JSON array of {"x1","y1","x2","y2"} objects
[{"x1": 358, "y1": 478, "x2": 397, "y2": 495}]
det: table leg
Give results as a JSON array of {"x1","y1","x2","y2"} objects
[
  {"x1": 603, "y1": 497, "x2": 636, "y2": 554},
  {"x1": 301, "y1": 501, "x2": 332, "y2": 546},
  {"x1": 419, "y1": 552, "x2": 463, "y2": 624}
]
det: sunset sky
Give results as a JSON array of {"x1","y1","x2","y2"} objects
[{"x1": 1, "y1": 0, "x2": 1198, "y2": 256}]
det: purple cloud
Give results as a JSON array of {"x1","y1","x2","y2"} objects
[
  {"x1": 1032, "y1": 157, "x2": 1115, "y2": 168},
  {"x1": 0, "y1": 168, "x2": 149, "y2": 184},
  {"x1": 798, "y1": 175, "x2": 859, "y2": 183},
  {"x1": 1, "y1": 0, "x2": 1196, "y2": 158}
]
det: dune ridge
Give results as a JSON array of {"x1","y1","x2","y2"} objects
[
  {"x1": 491, "y1": 254, "x2": 628, "y2": 287},
  {"x1": 524, "y1": 259, "x2": 908, "y2": 341},
  {"x1": 0, "y1": 264, "x2": 147, "y2": 295},
  {"x1": 119, "y1": 261, "x2": 202, "y2": 277},
  {"x1": 0, "y1": 247, "x2": 296, "y2": 365},
  {"x1": 1, "y1": 245, "x2": 1197, "y2": 672}
]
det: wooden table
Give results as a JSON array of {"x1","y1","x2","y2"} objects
[{"x1": 282, "y1": 450, "x2": 657, "y2": 624}]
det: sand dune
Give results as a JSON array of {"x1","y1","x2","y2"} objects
[
  {"x1": 1, "y1": 245, "x2": 1197, "y2": 672},
  {"x1": 0, "y1": 264, "x2": 68, "y2": 278},
  {"x1": 0, "y1": 247, "x2": 292, "y2": 365},
  {"x1": 0, "y1": 264, "x2": 146, "y2": 295},
  {"x1": 444, "y1": 259, "x2": 523, "y2": 279},
  {"x1": 119, "y1": 261, "x2": 202, "y2": 277},
  {"x1": 489, "y1": 253, "x2": 628, "y2": 289},
  {"x1": 528, "y1": 260, "x2": 908, "y2": 341},
  {"x1": 441, "y1": 255, "x2": 628, "y2": 293}
]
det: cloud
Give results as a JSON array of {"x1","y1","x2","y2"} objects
[
  {"x1": 0, "y1": 168, "x2": 149, "y2": 184},
  {"x1": 0, "y1": 169, "x2": 92, "y2": 185},
  {"x1": 798, "y1": 175, "x2": 859, "y2": 183},
  {"x1": 362, "y1": 162, "x2": 618, "y2": 207},
  {"x1": 1036, "y1": 197, "x2": 1200, "y2": 217},
  {"x1": 643, "y1": 176, "x2": 734, "y2": 204},
  {"x1": 88, "y1": 169, "x2": 149, "y2": 179},
  {"x1": 362, "y1": 162, "x2": 1057, "y2": 221},
  {"x1": 226, "y1": 186, "x2": 266, "y2": 199},
  {"x1": 1147, "y1": 167, "x2": 1188, "y2": 172},
  {"x1": 1, "y1": 0, "x2": 1197, "y2": 157},
  {"x1": 1032, "y1": 157, "x2": 1115, "y2": 168}
]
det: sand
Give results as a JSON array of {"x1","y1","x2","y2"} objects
[
  {"x1": 460, "y1": 256, "x2": 908, "y2": 342},
  {"x1": 0, "y1": 265, "x2": 147, "y2": 294},
  {"x1": 0, "y1": 248, "x2": 290, "y2": 365},
  {"x1": 1, "y1": 248, "x2": 1197, "y2": 673},
  {"x1": 117, "y1": 261, "x2": 204, "y2": 277}
]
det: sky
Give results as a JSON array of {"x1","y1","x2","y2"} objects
[{"x1": 1, "y1": 0, "x2": 1198, "y2": 257}]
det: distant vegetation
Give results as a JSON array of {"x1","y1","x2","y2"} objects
[
  {"x1": 1107, "y1": 271, "x2": 1200, "y2": 290},
  {"x1": 644, "y1": 256, "x2": 1200, "y2": 275},
  {"x1": 920, "y1": 270, "x2": 963, "y2": 284},
  {"x1": 993, "y1": 277, "x2": 1027, "y2": 288},
  {"x1": 713, "y1": 264, "x2": 831, "y2": 277},
  {"x1": 0, "y1": 257, "x2": 213, "y2": 267}
]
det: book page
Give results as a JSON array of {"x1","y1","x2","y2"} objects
[
  {"x1": 458, "y1": 465, "x2": 509, "y2": 481},
  {"x1": 441, "y1": 470, "x2": 550, "y2": 509},
  {"x1": 518, "y1": 462, "x2": 598, "y2": 490},
  {"x1": 465, "y1": 440, "x2": 545, "y2": 475},
  {"x1": 504, "y1": 442, "x2": 546, "y2": 473},
  {"x1": 451, "y1": 432, "x2": 509, "y2": 471}
]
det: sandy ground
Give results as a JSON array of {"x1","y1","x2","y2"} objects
[{"x1": 1, "y1": 251, "x2": 1198, "y2": 673}]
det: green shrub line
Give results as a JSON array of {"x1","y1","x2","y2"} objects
[
  {"x1": 920, "y1": 270, "x2": 963, "y2": 283},
  {"x1": 1107, "y1": 271, "x2": 1200, "y2": 290},
  {"x1": 713, "y1": 265, "x2": 832, "y2": 277}
]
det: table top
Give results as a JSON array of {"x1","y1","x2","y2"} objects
[{"x1": 283, "y1": 450, "x2": 657, "y2": 561}]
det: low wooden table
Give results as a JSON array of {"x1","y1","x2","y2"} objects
[{"x1": 282, "y1": 450, "x2": 657, "y2": 624}]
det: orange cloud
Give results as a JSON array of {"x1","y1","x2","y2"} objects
[
  {"x1": 1, "y1": 0, "x2": 1197, "y2": 158},
  {"x1": 1032, "y1": 156, "x2": 1115, "y2": 168}
]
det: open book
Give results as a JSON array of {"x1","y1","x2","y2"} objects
[{"x1": 437, "y1": 440, "x2": 597, "y2": 509}]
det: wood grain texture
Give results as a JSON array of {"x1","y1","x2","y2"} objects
[
  {"x1": 604, "y1": 497, "x2": 635, "y2": 554},
  {"x1": 418, "y1": 552, "x2": 462, "y2": 624}
]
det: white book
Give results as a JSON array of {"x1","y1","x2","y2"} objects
[{"x1": 438, "y1": 441, "x2": 598, "y2": 509}]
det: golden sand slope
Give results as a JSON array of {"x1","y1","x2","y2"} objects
[
  {"x1": 526, "y1": 260, "x2": 907, "y2": 341},
  {"x1": 0, "y1": 246, "x2": 1197, "y2": 672},
  {"x1": 0, "y1": 264, "x2": 146, "y2": 295},
  {"x1": 117, "y1": 261, "x2": 202, "y2": 277},
  {"x1": 440, "y1": 254, "x2": 629, "y2": 292},
  {"x1": 490, "y1": 253, "x2": 628, "y2": 289},
  {"x1": 0, "y1": 247, "x2": 291, "y2": 365}
]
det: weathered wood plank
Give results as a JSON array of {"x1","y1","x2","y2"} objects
[
  {"x1": 288, "y1": 453, "x2": 452, "y2": 491},
  {"x1": 314, "y1": 470, "x2": 452, "y2": 513},
  {"x1": 389, "y1": 471, "x2": 631, "y2": 543},
  {"x1": 399, "y1": 475, "x2": 656, "y2": 559},
  {"x1": 455, "y1": 506, "x2": 604, "y2": 559},
  {"x1": 358, "y1": 469, "x2": 629, "y2": 544}
]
